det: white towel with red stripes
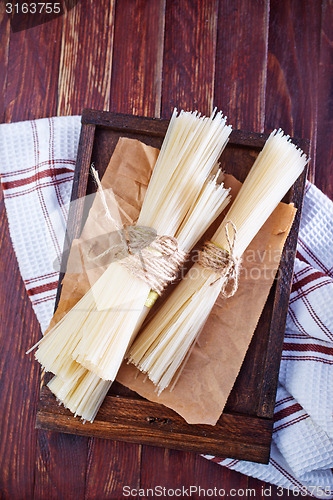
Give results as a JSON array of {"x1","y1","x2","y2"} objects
[
  {"x1": 0, "y1": 116, "x2": 80, "y2": 332},
  {"x1": 203, "y1": 185, "x2": 333, "y2": 498},
  {"x1": 0, "y1": 116, "x2": 332, "y2": 499}
]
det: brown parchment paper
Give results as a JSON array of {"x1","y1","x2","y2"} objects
[
  {"x1": 50, "y1": 137, "x2": 296, "y2": 425},
  {"x1": 48, "y1": 137, "x2": 159, "y2": 328}
]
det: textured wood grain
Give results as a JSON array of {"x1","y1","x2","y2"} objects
[
  {"x1": 33, "y1": 431, "x2": 87, "y2": 500},
  {"x1": 315, "y1": 0, "x2": 333, "y2": 198},
  {"x1": 212, "y1": 0, "x2": 273, "y2": 418},
  {"x1": 109, "y1": 0, "x2": 165, "y2": 118},
  {"x1": 0, "y1": 6, "x2": 10, "y2": 122},
  {"x1": 140, "y1": 447, "x2": 198, "y2": 493},
  {"x1": 227, "y1": 163, "x2": 307, "y2": 417},
  {"x1": 0, "y1": 189, "x2": 40, "y2": 499},
  {"x1": 84, "y1": 438, "x2": 141, "y2": 499},
  {"x1": 264, "y1": 0, "x2": 322, "y2": 181},
  {"x1": 140, "y1": 446, "x2": 250, "y2": 498},
  {"x1": 34, "y1": 88, "x2": 304, "y2": 484},
  {"x1": 0, "y1": 1, "x2": 328, "y2": 498},
  {"x1": 192, "y1": 456, "x2": 250, "y2": 498},
  {"x1": 86, "y1": 2, "x2": 166, "y2": 496},
  {"x1": 1, "y1": 7, "x2": 102, "y2": 499},
  {"x1": 140, "y1": 447, "x2": 310, "y2": 500},
  {"x1": 214, "y1": 0, "x2": 270, "y2": 131},
  {"x1": 161, "y1": 0, "x2": 219, "y2": 117},
  {"x1": 33, "y1": 0, "x2": 116, "y2": 496},
  {"x1": 4, "y1": 17, "x2": 62, "y2": 123},
  {"x1": 37, "y1": 385, "x2": 273, "y2": 462},
  {"x1": 55, "y1": 123, "x2": 96, "y2": 306},
  {"x1": 0, "y1": 10, "x2": 63, "y2": 500},
  {"x1": 57, "y1": 0, "x2": 115, "y2": 116},
  {"x1": 258, "y1": 166, "x2": 308, "y2": 417}
]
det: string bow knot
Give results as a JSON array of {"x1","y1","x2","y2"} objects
[{"x1": 199, "y1": 221, "x2": 241, "y2": 298}]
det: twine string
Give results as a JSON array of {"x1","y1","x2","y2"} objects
[
  {"x1": 89, "y1": 165, "x2": 187, "y2": 294},
  {"x1": 121, "y1": 235, "x2": 187, "y2": 295},
  {"x1": 199, "y1": 220, "x2": 241, "y2": 298}
]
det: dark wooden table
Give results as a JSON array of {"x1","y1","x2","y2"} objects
[{"x1": 0, "y1": 1, "x2": 331, "y2": 499}]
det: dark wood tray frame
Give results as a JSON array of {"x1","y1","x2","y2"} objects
[{"x1": 36, "y1": 109, "x2": 308, "y2": 464}]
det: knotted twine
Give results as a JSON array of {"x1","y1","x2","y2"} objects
[
  {"x1": 89, "y1": 166, "x2": 187, "y2": 295},
  {"x1": 198, "y1": 221, "x2": 241, "y2": 298},
  {"x1": 121, "y1": 235, "x2": 187, "y2": 295}
]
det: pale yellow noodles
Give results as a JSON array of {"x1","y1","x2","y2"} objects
[
  {"x1": 30, "y1": 109, "x2": 233, "y2": 421},
  {"x1": 128, "y1": 130, "x2": 308, "y2": 394}
]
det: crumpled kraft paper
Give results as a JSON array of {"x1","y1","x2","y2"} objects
[{"x1": 50, "y1": 136, "x2": 296, "y2": 425}]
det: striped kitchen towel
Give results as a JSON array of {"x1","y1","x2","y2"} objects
[
  {"x1": 0, "y1": 116, "x2": 81, "y2": 332},
  {"x1": 0, "y1": 116, "x2": 332, "y2": 498},
  {"x1": 203, "y1": 182, "x2": 333, "y2": 499}
]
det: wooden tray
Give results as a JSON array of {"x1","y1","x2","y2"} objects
[{"x1": 36, "y1": 109, "x2": 308, "y2": 464}]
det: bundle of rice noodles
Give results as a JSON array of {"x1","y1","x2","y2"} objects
[
  {"x1": 128, "y1": 129, "x2": 308, "y2": 395},
  {"x1": 29, "y1": 108, "x2": 233, "y2": 421},
  {"x1": 47, "y1": 170, "x2": 231, "y2": 423}
]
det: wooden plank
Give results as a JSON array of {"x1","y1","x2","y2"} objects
[
  {"x1": 109, "y1": 0, "x2": 165, "y2": 118},
  {"x1": 0, "y1": 189, "x2": 40, "y2": 499},
  {"x1": 161, "y1": 0, "x2": 219, "y2": 117},
  {"x1": 55, "y1": 122, "x2": 96, "y2": 306},
  {"x1": 34, "y1": 110, "x2": 307, "y2": 496},
  {"x1": 258, "y1": 166, "x2": 308, "y2": 417},
  {"x1": 81, "y1": 108, "x2": 273, "y2": 147},
  {"x1": 154, "y1": 41, "x2": 220, "y2": 500},
  {"x1": 264, "y1": 0, "x2": 322, "y2": 181},
  {"x1": 140, "y1": 447, "x2": 250, "y2": 498},
  {"x1": 192, "y1": 457, "x2": 250, "y2": 498},
  {"x1": 57, "y1": 0, "x2": 115, "y2": 116},
  {"x1": 4, "y1": 16, "x2": 62, "y2": 122},
  {"x1": 0, "y1": 12, "x2": 63, "y2": 500},
  {"x1": 35, "y1": 110, "x2": 306, "y2": 464},
  {"x1": 35, "y1": 0, "x2": 114, "y2": 499},
  {"x1": 315, "y1": 0, "x2": 333, "y2": 198},
  {"x1": 213, "y1": 0, "x2": 271, "y2": 418},
  {"x1": 33, "y1": 431, "x2": 87, "y2": 500},
  {"x1": 140, "y1": 448, "x2": 199, "y2": 495},
  {"x1": 85, "y1": 2, "x2": 166, "y2": 496},
  {"x1": 37, "y1": 387, "x2": 273, "y2": 463},
  {"x1": 140, "y1": 451, "x2": 314, "y2": 500},
  {"x1": 33, "y1": 2, "x2": 115, "y2": 496},
  {"x1": 0, "y1": 4, "x2": 324, "y2": 499},
  {"x1": 0, "y1": 6, "x2": 10, "y2": 122},
  {"x1": 214, "y1": 0, "x2": 270, "y2": 132},
  {"x1": 84, "y1": 438, "x2": 141, "y2": 499}
]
